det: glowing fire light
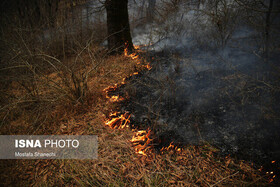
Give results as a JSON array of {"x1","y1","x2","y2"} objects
[
  {"x1": 146, "y1": 64, "x2": 152, "y2": 70},
  {"x1": 134, "y1": 45, "x2": 140, "y2": 50},
  {"x1": 131, "y1": 130, "x2": 153, "y2": 156},
  {"x1": 123, "y1": 43, "x2": 152, "y2": 70},
  {"x1": 105, "y1": 112, "x2": 131, "y2": 129},
  {"x1": 103, "y1": 83, "x2": 120, "y2": 93},
  {"x1": 160, "y1": 142, "x2": 182, "y2": 153},
  {"x1": 109, "y1": 95, "x2": 124, "y2": 102},
  {"x1": 103, "y1": 42, "x2": 157, "y2": 155},
  {"x1": 130, "y1": 53, "x2": 139, "y2": 60}
]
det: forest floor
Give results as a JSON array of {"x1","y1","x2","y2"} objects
[{"x1": 0, "y1": 48, "x2": 274, "y2": 186}]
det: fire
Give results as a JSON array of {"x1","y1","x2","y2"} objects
[
  {"x1": 103, "y1": 81, "x2": 127, "y2": 99},
  {"x1": 131, "y1": 130, "x2": 153, "y2": 156},
  {"x1": 103, "y1": 83, "x2": 120, "y2": 93},
  {"x1": 109, "y1": 95, "x2": 124, "y2": 102},
  {"x1": 102, "y1": 42, "x2": 156, "y2": 155},
  {"x1": 105, "y1": 112, "x2": 131, "y2": 129},
  {"x1": 146, "y1": 64, "x2": 152, "y2": 70},
  {"x1": 129, "y1": 53, "x2": 139, "y2": 60},
  {"x1": 124, "y1": 47, "x2": 128, "y2": 56},
  {"x1": 123, "y1": 43, "x2": 152, "y2": 70},
  {"x1": 124, "y1": 43, "x2": 139, "y2": 59},
  {"x1": 134, "y1": 45, "x2": 140, "y2": 50},
  {"x1": 160, "y1": 142, "x2": 182, "y2": 153},
  {"x1": 131, "y1": 131, "x2": 182, "y2": 156}
]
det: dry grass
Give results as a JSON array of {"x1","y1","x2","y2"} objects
[{"x1": 0, "y1": 48, "x2": 270, "y2": 186}]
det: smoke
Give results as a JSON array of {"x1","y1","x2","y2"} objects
[{"x1": 123, "y1": 0, "x2": 280, "y2": 164}]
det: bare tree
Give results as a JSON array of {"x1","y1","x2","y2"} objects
[
  {"x1": 234, "y1": 0, "x2": 279, "y2": 56},
  {"x1": 147, "y1": 0, "x2": 156, "y2": 22}
]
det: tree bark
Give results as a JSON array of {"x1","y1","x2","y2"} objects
[
  {"x1": 147, "y1": 0, "x2": 156, "y2": 22},
  {"x1": 265, "y1": 0, "x2": 273, "y2": 57},
  {"x1": 105, "y1": 0, "x2": 134, "y2": 54}
]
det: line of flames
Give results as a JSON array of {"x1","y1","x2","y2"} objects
[
  {"x1": 103, "y1": 44, "x2": 154, "y2": 155},
  {"x1": 103, "y1": 44, "x2": 183, "y2": 156},
  {"x1": 103, "y1": 45, "x2": 144, "y2": 130}
]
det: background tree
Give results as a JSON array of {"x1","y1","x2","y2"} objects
[
  {"x1": 234, "y1": 0, "x2": 279, "y2": 57},
  {"x1": 147, "y1": 0, "x2": 156, "y2": 22},
  {"x1": 105, "y1": 0, "x2": 134, "y2": 53}
]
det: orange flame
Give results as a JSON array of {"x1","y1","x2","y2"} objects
[
  {"x1": 160, "y1": 142, "x2": 182, "y2": 154},
  {"x1": 109, "y1": 95, "x2": 124, "y2": 102},
  {"x1": 134, "y1": 45, "x2": 140, "y2": 50},
  {"x1": 123, "y1": 43, "x2": 152, "y2": 69},
  {"x1": 102, "y1": 42, "x2": 156, "y2": 156},
  {"x1": 131, "y1": 130, "x2": 153, "y2": 156},
  {"x1": 124, "y1": 48, "x2": 128, "y2": 56},
  {"x1": 105, "y1": 112, "x2": 131, "y2": 129},
  {"x1": 146, "y1": 64, "x2": 152, "y2": 70},
  {"x1": 103, "y1": 83, "x2": 119, "y2": 93},
  {"x1": 124, "y1": 43, "x2": 139, "y2": 59}
]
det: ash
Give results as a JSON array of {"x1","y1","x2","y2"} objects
[
  {"x1": 117, "y1": 46, "x2": 280, "y2": 165},
  {"x1": 120, "y1": 0, "x2": 280, "y2": 167}
]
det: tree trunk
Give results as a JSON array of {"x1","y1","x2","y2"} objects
[
  {"x1": 147, "y1": 0, "x2": 156, "y2": 22},
  {"x1": 105, "y1": 0, "x2": 134, "y2": 54},
  {"x1": 264, "y1": 0, "x2": 274, "y2": 57}
]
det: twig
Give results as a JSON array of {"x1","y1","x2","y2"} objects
[{"x1": 210, "y1": 171, "x2": 239, "y2": 187}]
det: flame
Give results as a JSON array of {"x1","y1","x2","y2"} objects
[
  {"x1": 124, "y1": 47, "x2": 128, "y2": 56},
  {"x1": 131, "y1": 130, "x2": 153, "y2": 156},
  {"x1": 160, "y1": 142, "x2": 182, "y2": 154},
  {"x1": 134, "y1": 45, "x2": 140, "y2": 50},
  {"x1": 109, "y1": 95, "x2": 124, "y2": 102},
  {"x1": 129, "y1": 53, "x2": 139, "y2": 60},
  {"x1": 103, "y1": 80, "x2": 127, "y2": 98},
  {"x1": 131, "y1": 131, "x2": 182, "y2": 156},
  {"x1": 102, "y1": 42, "x2": 156, "y2": 155},
  {"x1": 146, "y1": 64, "x2": 152, "y2": 70},
  {"x1": 124, "y1": 43, "x2": 139, "y2": 59},
  {"x1": 123, "y1": 43, "x2": 152, "y2": 70},
  {"x1": 103, "y1": 83, "x2": 119, "y2": 93},
  {"x1": 105, "y1": 112, "x2": 131, "y2": 129}
]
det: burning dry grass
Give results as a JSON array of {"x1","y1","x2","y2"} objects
[{"x1": 0, "y1": 47, "x2": 271, "y2": 186}]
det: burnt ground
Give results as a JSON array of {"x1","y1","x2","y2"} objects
[{"x1": 109, "y1": 48, "x2": 280, "y2": 182}]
